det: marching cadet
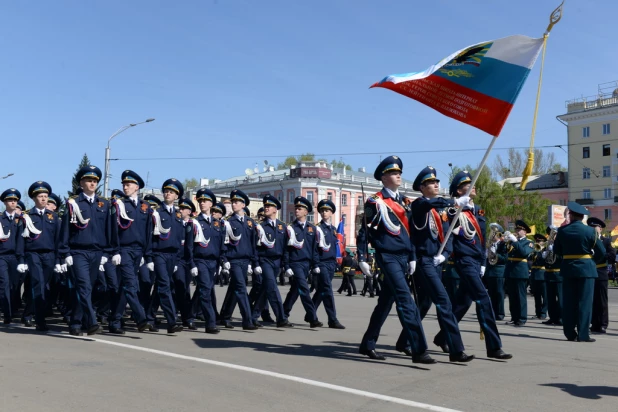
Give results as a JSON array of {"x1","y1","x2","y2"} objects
[
  {"x1": 485, "y1": 231, "x2": 508, "y2": 321},
  {"x1": 553, "y1": 202, "x2": 605, "y2": 342},
  {"x1": 21, "y1": 182, "x2": 62, "y2": 331},
  {"x1": 338, "y1": 250, "x2": 356, "y2": 295},
  {"x1": 531, "y1": 234, "x2": 548, "y2": 320},
  {"x1": 542, "y1": 226, "x2": 562, "y2": 326},
  {"x1": 250, "y1": 195, "x2": 293, "y2": 328},
  {"x1": 59, "y1": 166, "x2": 116, "y2": 336},
  {"x1": 138, "y1": 194, "x2": 162, "y2": 319},
  {"x1": 504, "y1": 220, "x2": 534, "y2": 326},
  {"x1": 312, "y1": 199, "x2": 345, "y2": 329},
  {"x1": 106, "y1": 171, "x2": 151, "y2": 334},
  {"x1": 281, "y1": 196, "x2": 322, "y2": 328},
  {"x1": 433, "y1": 171, "x2": 512, "y2": 360},
  {"x1": 218, "y1": 189, "x2": 259, "y2": 330},
  {"x1": 587, "y1": 217, "x2": 614, "y2": 334},
  {"x1": 357, "y1": 156, "x2": 434, "y2": 364},
  {"x1": 44, "y1": 192, "x2": 68, "y2": 318},
  {"x1": 145, "y1": 178, "x2": 186, "y2": 334},
  {"x1": 174, "y1": 197, "x2": 196, "y2": 329},
  {"x1": 185, "y1": 189, "x2": 226, "y2": 334},
  {"x1": 399, "y1": 167, "x2": 472, "y2": 362},
  {"x1": 0, "y1": 189, "x2": 25, "y2": 324},
  {"x1": 212, "y1": 202, "x2": 229, "y2": 287},
  {"x1": 46, "y1": 193, "x2": 61, "y2": 212},
  {"x1": 248, "y1": 205, "x2": 275, "y2": 323}
]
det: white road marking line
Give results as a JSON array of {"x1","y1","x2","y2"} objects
[{"x1": 29, "y1": 329, "x2": 462, "y2": 412}]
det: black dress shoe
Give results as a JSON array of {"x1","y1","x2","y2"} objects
[
  {"x1": 396, "y1": 347, "x2": 414, "y2": 357},
  {"x1": 359, "y1": 348, "x2": 386, "y2": 360},
  {"x1": 309, "y1": 321, "x2": 323, "y2": 328},
  {"x1": 541, "y1": 320, "x2": 554, "y2": 325},
  {"x1": 254, "y1": 321, "x2": 263, "y2": 328},
  {"x1": 578, "y1": 338, "x2": 596, "y2": 342},
  {"x1": 433, "y1": 340, "x2": 449, "y2": 353},
  {"x1": 538, "y1": 315, "x2": 547, "y2": 320},
  {"x1": 137, "y1": 322, "x2": 149, "y2": 332},
  {"x1": 450, "y1": 352, "x2": 475, "y2": 362},
  {"x1": 242, "y1": 325, "x2": 258, "y2": 331},
  {"x1": 69, "y1": 329, "x2": 83, "y2": 336},
  {"x1": 412, "y1": 352, "x2": 437, "y2": 364},
  {"x1": 328, "y1": 321, "x2": 346, "y2": 329},
  {"x1": 36, "y1": 324, "x2": 49, "y2": 332},
  {"x1": 22, "y1": 319, "x2": 33, "y2": 327},
  {"x1": 346, "y1": 293, "x2": 352, "y2": 297},
  {"x1": 513, "y1": 321, "x2": 525, "y2": 327},
  {"x1": 108, "y1": 327, "x2": 126, "y2": 335},
  {"x1": 218, "y1": 320, "x2": 234, "y2": 329},
  {"x1": 487, "y1": 349, "x2": 513, "y2": 359},
  {"x1": 277, "y1": 320, "x2": 294, "y2": 328},
  {"x1": 167, "y1": 324, "x2": 183, "y2": 334},
  {"x1": 147, "y1": 324, "x2": 159, "y2": 332},
  {"x1": 261, "y1": 315, "x2": 275, "y2": 323},
  {"x1": 87, "y1": 324, "x2": 101, "y2": 335},
  {"x1": 183, "y1": 322, "x2": 198, "y2": 331},
  {"x1": 369, "y1": 293, "x2": 375, "y2": 298},
  {"x1": 205, "y1": 327, "x2": 220, "y2": 334}
]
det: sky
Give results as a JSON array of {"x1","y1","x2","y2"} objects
[{"x1": 1, "y1": 0, "x2": 616, "y2": 199}]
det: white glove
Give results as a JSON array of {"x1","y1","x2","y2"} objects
[
  {"x1": 312, "y1": 267, "x2": 320, "y2": 274},
  {"x1": 100, "y1": 256, "x2": 108, "y2": 266},
  {"x1": 247, "y1": 265, "x2": 253, "y2": 275},
  {"x1": 111, "y1": 254, "x2": 121, "y2": 266},
  {"x1": 408, "y1": 261, "x2": 416, "y2": 275},
  {"x1": 454, "y1": 195, "x2": 471, "y2": 209},
  {"x1": 480, "y1": 266, "x2": 486, "y2": 277},
  {"x1": 223, "y1": 262, "x2": 231, "y2": 270},
  {"x1": 433, "y1": 255, "x2": 446, "y2": 266},
  {"x1": 99, "y1": 264, "x2": 105, "y2": 272},
  {"x1": 359, "y1": 262, "x2": 372, "y2": 277},
  {"x1": 191, "y1": 267, "x2": 198, "y2": 277},
  {"x1": 140, "y1": 257, "x2": 145, "y2": 266},
  {"x1": 54, "y1": 264, "x2": 63, "y2": 273},
  {"x1": 17, "y1": 264, "x2": 28, "y2": 273},
  {"x1": 222, "y1": 269, "x2": 230, "y2": 275},
  {"x1": 591, "y1": 250, "x2": 594, "y2": 256},
  {"x1": 547, "y1": 244, "x2": 553, "y2": 252},
  {"x1": 507, "y1": 234, "x2": 517, "y2": 243},
  {"x1": 147, "y1": 262, "x2": 155, "y2": 271},
  {"x1": 174, "y1": 266, "x2": 178, "y2": 273},
  {"x1": 285, "y1": 268, "x2": 294, "y2": 277},
  {"x1": 254, "y1": 266, "x2": 263, "y2": 275},
  {"x1": 542, "y1": 251, "x2": 548, "y2": 259},
  {"x1": 65, "y1": 256, "x2": 73, "y2": 266},
  {"x1": 60, "y1": 264, "x2": 68, "y2": 273},
  {"x1": 490, "y1": 246, "x2": 496, "y2": 254}
]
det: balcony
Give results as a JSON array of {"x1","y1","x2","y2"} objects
[{"x1": 575, "y1": 198, "x2": 594, "y2": 205}]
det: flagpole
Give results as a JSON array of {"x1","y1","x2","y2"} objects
[{"x1": 437, "y1": 134, "x2": 499, "y2": 256}]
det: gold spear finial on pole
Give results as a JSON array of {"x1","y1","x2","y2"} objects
[{"x1": 546, "y1": 1, "x2": 564, "y2": 34}]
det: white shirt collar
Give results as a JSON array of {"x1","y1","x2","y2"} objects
[
  {"x1": 36, "y1": 208, "x2": 46, "y2": 215},
  {"x1": 384, "y1": 187, "x2": 399, "y2": 199},
  {"x1": 166, "y1": 204, "x2": 174, "y2": 213},
  {"x1": 202, "y1": 213, "x2": 210, "y2": 221},
  {"x1": 267, "y1": 218, "x2": 277, "y2": 226},
  {"x1": 5, "y1": 211, "x2": 13, "y2": 219},
  {"x1": 84, "y1": 193, "x2": 95, "y2": 203}
]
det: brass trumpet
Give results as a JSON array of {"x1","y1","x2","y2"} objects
[
  {"x1": 534, "y1": 242, "x2": 546, "y2": 252},
  {"x1": 487, "y1": 223, "x2": 504, "y2": 265}
]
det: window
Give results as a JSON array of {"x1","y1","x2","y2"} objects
[
  {"x1": 288, "y1": 190, "x2": 295, "y2": 202},
  {"x1": 306, "y1": 191, "x2": 314, "y2": 205},
  {"x1": 583, "y1": 189, "x2": 591, "y2": 199},
  {"x1": 583, "y1": 147, "x2": 590, "y2": 158},
  {"x1": 289, "y1": 212, "x2": 295, "y2": 222},
  {"x1": 341, "y1": 194, "x2": 348, "y2": 206},
  {"x1": 583, "y1": 168, "x2": 591, "y2": 179},
  {"x1": 605, "y1": 209, "x2": 612, "y2": 220},
  {"x1": 583, "y1": 126, "x2": 590, "y2": 138},
  {"x1": 327, "y1": 192, "x2": 333, "y2": 201},
  {"x1": 603, "y1": 123, "x2": 611, "y2": 135},
  {"x1": 605, "y1": 188, "x2": 612, "y2": 199},
  {"x1": 559, "y1": 199, "x2": 566, "y2": 206},
  {"x1": 307, "y1": 213, "x2": 314, "y2": 223},
  {"x1": 277, "y1": 192, "x2": 283, "y2": 203},
  {"x1": 603, "y1": 144, "x2": 611, "y2": 156},
  {"x1": 357, "y1": 196, "x2": 363, "y2": 205},
  {"x1": 603, "y1": 166, "x2": 611, "y2": 177}
]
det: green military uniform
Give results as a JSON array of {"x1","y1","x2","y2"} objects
[
  {"x1": 543, "y1": 248, "x2": 563, "y2": 325},
  {"x1": 505, "y1": 233, "x2": 534, "y2": 325},
  {"x1": 441, "y1": 254, "x2": 459, "y2": 304},
  {"x1": 485, "y1": 240, "x2": 508, "y2": 320},
  {"x1": 530, "y1": 242, "x2": 547, "y2": 319},
  {"x1": 554, "y1": 202, "x2": 606, "y2": 342}
]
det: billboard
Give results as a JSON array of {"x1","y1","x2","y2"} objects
[{"x1": 548, "y1": 204, "x2": 587, "y2": 228}]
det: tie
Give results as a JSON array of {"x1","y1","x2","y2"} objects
[
  {"x1": 240, "y1": 217, "x2": 244, "y2": 223},
  {"x1": 40, "y1": 211, "x2": 43, "y2": 216},
  {"x1": 272, "y1": 221, "x2": 276, "y2": 229},
  {"x1": 206, "y1": 217, "x2": 210, "y2": 224},
  {"x1": 8, "y1": 215, "x2": 13, "y2": 221}
]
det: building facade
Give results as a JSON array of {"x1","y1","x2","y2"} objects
[{"x1": 557, "y1": 81, "x2": 618, "y2": 228}]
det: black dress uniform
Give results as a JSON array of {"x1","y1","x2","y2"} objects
[
  {"x1": 531, "y1": 234, "x2": 548, "y2": 319},
  {"x1": 485, "y1": 239, "x2": 508, "y2": 320},
  {"x1": 0, "y1": 188, "x2": 25, "y2": 323},
  {"x1": 358, "y1": 156, "x2": 432, "y2": 363},
  {"x1": 554, "y1": 202, "x2": 605, "y2": 342},
  {"x1": 22, "y1": 182, "x2": 62, "y2": 331},
  {"x1": 505, "y1": 220, "x2": 534, "y2": 326},
  {"x1": 58, "y1": 166, "x2": 117, "y2": 336},
  {"x1": 138, "y1": 194, "x2": 162, "y2": 318},
  {"x1": 442, "y1": 254, "x2": 459, "y2": 305},
  {"x1": 587, "y1": 217, "x2": 614, "y2": 333}
]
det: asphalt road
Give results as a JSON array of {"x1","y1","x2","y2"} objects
[{"x1": 1, "y1": 280, "x2": 617, "y2": 412}]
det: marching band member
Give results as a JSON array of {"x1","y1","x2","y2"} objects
[
  {"x1": 504, "y1": 220, "x2": 534, "y2": 326},
  {"x1": 531, "y1": 234, "x2": 548, "y2": 320},
  {"x1": 542, "y1": 226, "x2": 562, "y2": 326},
  {"x1": 587, "y1": 217, "x2": 614, "y2": 334}
]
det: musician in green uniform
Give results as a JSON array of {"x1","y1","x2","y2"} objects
[
  {"x1": 485, "y1": 230, "x2": 508, "y2": 320},
  {"x1": 530, "y1": 234, "x2": 548, "y2": 320},
  {"x1": 542, "y1": 226, "x2": 562, "y2": 326},
  {"x1": 553, "y1": 202, "x2": 605, "y2": 342},
  {"x1": 504, "y1": 220, "x2": 534, "y2": 326}
]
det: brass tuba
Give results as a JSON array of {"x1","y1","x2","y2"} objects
[
  {"x1": 487, "y1": 223, "x2": 504, "y2": 265},
  {"x1": 545, "y1": 226, "x2": 558, "y2": 264}
]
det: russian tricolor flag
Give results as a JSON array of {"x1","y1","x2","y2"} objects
[
  {"x1": 336, "y1": 216, "x2": 345, "y2": 265},
  {"x1": 371, "y1": 35, "x2": 544, "y2": 136}
]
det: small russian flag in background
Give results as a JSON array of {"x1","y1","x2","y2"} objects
[{"x1": 336, "y1": 215, "x2": 346, "y2": 265}]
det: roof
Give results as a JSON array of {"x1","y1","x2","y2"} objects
[{"x1": 496, "y1": 172, "x2": 567, "y2": 190}]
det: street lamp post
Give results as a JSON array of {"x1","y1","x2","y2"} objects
[{"x1": 103, "y1": 119, "x2": 155, "y2": 198}]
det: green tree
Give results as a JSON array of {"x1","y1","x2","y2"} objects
[
  {"x1": 492, "y1": 148, "x2": 566, "y2": 180},
  {"x1": 67, "y1": 153, "x2": 102, "y2": 198},
  {"x1": 330, "y1": 159, "x2": 353, "y2": 171},
  {"x1": 183, "y1": 178, "x2": 200, "y2": 191}
]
